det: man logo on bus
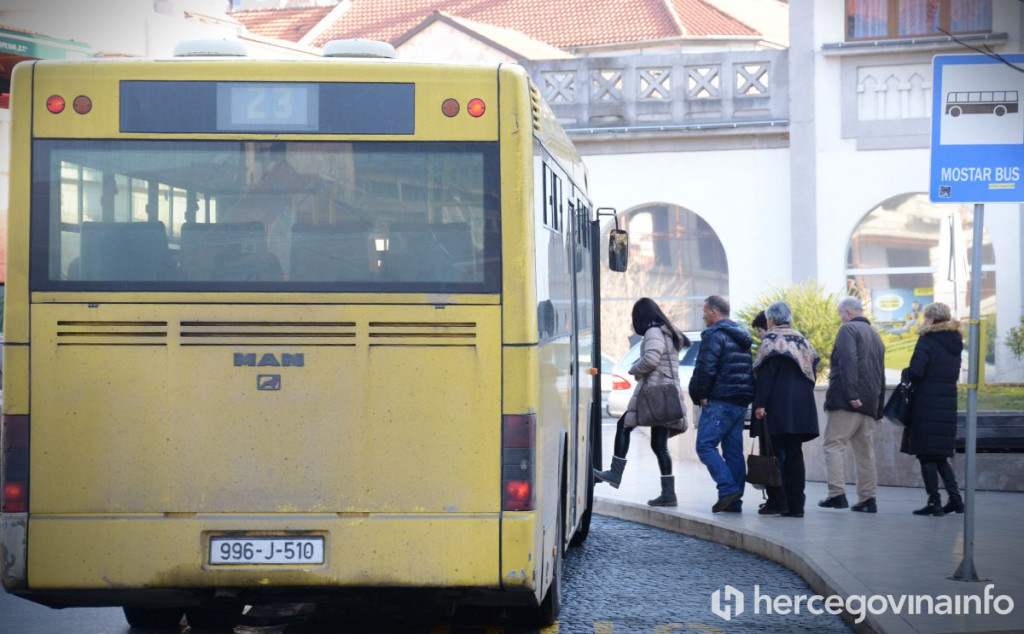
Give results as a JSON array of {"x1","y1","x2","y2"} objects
[
  {"x1": 234, "y1": 353, "x2": 305, "y2": 367},
  {"x1": 945, "y1": 90, "x2": 1019, "y2": 117}
]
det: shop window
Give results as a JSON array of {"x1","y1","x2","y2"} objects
[{"x1": 846, "y1": 193, "x2": 995, "y2": 374}]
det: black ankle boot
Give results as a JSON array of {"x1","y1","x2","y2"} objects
[
  {"x1": 943, "y1": 492, "x2": 964, "y2": 514},
  {"x1": 913, "y1": 495, "x2": 945, "y2": 516}
]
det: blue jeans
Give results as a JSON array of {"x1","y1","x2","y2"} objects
[{"x1": 696, "y1": 400, "x2": 747, "y2": 500}]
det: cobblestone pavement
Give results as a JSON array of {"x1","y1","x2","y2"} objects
[{"x1": 0, "y1": 515, "x2": 851, "y2": 633}]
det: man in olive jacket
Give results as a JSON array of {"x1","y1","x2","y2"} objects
[
  {"x1": 820, "y1": 296, "x2": 887, "y2": 513},
  {"x1": 689, "y1": 295, "x2": 754, "y2": 513}
]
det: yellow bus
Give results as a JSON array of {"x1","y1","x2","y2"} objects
[{"x1": 0, "y1": 40, "x2": 626, "y2": 628}]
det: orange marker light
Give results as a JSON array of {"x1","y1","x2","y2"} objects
[
  {"x1": 467, "y1": 98, "x2": 486, "y2": 118},
  {"x1": 72, "y1": 95, "x2": 92, "y2": 114},
  {"x1": 46, "y1": 95, "x2": 65, "y2": 114},
  {"x1": 441, "y1": 98, "x2": 460, "y2": 117}
]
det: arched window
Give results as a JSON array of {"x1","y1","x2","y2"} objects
[
  {"x1": 602, "y1": 203, "x2": 727, "y2": 355},
  {"x1": 846, "y1": 193, "x2": 995, "y2": 371}
]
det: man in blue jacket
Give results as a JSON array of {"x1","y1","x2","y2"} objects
[{"x1": 689, "y1": 295, "x2": 755, "y2": 513}]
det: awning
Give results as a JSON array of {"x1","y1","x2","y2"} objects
[{"x1": 0, "y1": 26, "x2": 92, "y2": 60}]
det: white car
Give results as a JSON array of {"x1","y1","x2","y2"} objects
[{"x1": 606, "y1": 332, "x2": 702, "y2": 418}]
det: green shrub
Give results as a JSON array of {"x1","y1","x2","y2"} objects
[
  {"x1": 737, "y1": 281, "x2": 840, "y2": 382},
  {"x1": 1006, "y1": 314, "x2": 1024, "y2": 361}
]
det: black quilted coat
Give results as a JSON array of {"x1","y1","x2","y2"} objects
[
  {"x1": 688, "y1": 319, "x2": 754, "y2": 406},
  {"x1": 900, "y1": 320, "x2": 963, "y2": 457}
]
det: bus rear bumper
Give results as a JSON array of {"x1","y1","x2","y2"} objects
[
  {"x1": 1, "y1": 512, "x2": 28, "y2": 590},
  {"x1": 24, "y1": 513, "x2": 505, "y2": 595}
]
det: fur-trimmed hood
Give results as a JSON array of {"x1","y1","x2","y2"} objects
[
  {"x1": 917, "y1": 319, "x2": 964, "y2": 356},
  {"x1": 917, "y1": 319, "x2": 962, "y2": 336}
]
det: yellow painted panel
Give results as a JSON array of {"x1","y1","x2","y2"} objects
[
  {"x1": 499, "y1": 512, "x2": 539, "y2": 594},
  {"x1": 5, "y1": 63, "x2": 34, "y2": 344},
  {"x1": 30, "y1": 303, "x2": 501, "y2": 515},
  {"x1": 30, "y1": 59, "x2": 498, "y2": 141},
  {"x1": 1, "y1": 345, "x2": 29, "y2": 414},
  {"x1": 501, "y1": 346, "x2": 539, "y2": 415},
  {"x1": 28, "y1": 514, "x2": 498, "y2": 589},
  {"x1": 31, "y1": 292, "x2": 500, "y2": 305},
  {"x1": 498, "y1": 65, "x2": 537, "y2": 345}
]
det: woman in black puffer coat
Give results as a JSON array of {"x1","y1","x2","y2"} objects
[{"x1": 900, "y1": 302, "x2": 964, "y2": 516}]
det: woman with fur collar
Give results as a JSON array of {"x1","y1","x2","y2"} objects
[{"x1": 901, "y1": 302, "x2": 965, "y2": 516}]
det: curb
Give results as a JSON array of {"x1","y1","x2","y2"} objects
[{"x1": 594, "y1": 497, "x2": 917, "y2": 634}]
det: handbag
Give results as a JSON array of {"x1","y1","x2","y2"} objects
[
  {"x1": 745, "y1": 422, "x2": 783, "y2": 489},
  {"x1": 636, "y1": 379, "x2": 685, "y2": 426},
  {"x1": 883, "y1": 368, "x2": 913, "y2": 427}
]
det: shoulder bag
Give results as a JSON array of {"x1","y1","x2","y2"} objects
[
  {"x1": 883, "y1": 368, "x2": 913, "y2": 427},
  {"x1": 637, "y1": 379, "x2": 685, "y2": 426},
  {"x1": 745, "y1": 421, "x2": 783, "y2": 489}
]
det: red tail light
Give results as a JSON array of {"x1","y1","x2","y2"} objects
[
  {"x1": 502, "y1": 414, "x2": 535, "y2": 511},
  {"x1": 612, "y1": 374, "x2": 631, "y2": 391},
  {"x1": 2, "y1": 415, "x2": 29, "y2": 513}
]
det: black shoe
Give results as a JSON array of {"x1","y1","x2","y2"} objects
[
  {"x1": 721, "y1": 502, "x2": 742, "y2": 513},
  {"x1": 913, "y1": 495, "x2": 944, "y2": 516},
  {"x1": 818, "y1": 494, "x2": 849, "y2": 509},
  {"x1": 781, "y1": 511, "x2": 804, "y2": 518},
  {"x1": 851, "y1": 497, "x2": 877, "y2": 513},
  {"x1": 712, "y1": 492, "x2": 743, "y2": 513},
  {"x1": 758, "y1": 505, "x2": 785, "y2": 516},
  {"x1": 943, "y1": 493, "x2": 965, "y2": 514}
]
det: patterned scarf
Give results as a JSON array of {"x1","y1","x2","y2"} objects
[{"x1": 753, "y1": 325, "x2": 819, "y2": 383}]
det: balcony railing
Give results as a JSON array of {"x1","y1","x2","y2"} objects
[{"x1": 522, "y1": 50, "x2": 789, "y2": 135}]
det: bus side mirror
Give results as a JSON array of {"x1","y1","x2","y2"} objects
[{"x1": 608, "y1": 229, "x2": 628, "y2": 272}]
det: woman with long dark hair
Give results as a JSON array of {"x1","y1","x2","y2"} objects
[{"x1": 594, "y1": 298, "x2": 689, "y2": 506}]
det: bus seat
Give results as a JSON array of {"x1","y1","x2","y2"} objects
[
  {"x1": 383, "y1": 221, "x2": 473, "y2": 283},
  {"x1": 290, "y1": 222, "x2": 373, "y2": 282},
  {"x1": 180, "y1": 222, "x2": 282, "y2": 282},
  {"x1": 79, "y1": 221, "x2": 171, "y2": 282}
]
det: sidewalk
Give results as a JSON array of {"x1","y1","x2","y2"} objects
[{"x1": 594, "y1": 423, "x2": 1024, "y2": 634}]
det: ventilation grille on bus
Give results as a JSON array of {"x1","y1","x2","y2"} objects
[
  {"x1": 55, "y1": 320, "x2": 169, "y2": 346},
  {"x1": 529, "y1": 83, "x2": 542, "y2": 132},
  {"x1": 367, "y1": 321, "x2": 477, "y2": 347},
  {"x1": 179, "y1": 321, "x2": 357, "y2": 346}
]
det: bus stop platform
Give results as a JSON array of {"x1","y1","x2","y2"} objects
[{"x1": 594, "y1": 425, "x2": 1024, "y2": 634}]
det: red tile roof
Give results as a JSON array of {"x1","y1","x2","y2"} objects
[
  {"x1": 231, "y1": 5, "x2": 334, "y2": 43},
  {"x1": 234, "y1": 0, "x2": 759, "y2": 50}
]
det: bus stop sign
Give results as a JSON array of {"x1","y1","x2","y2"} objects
[{"x1": 930, "y1": 54, "x2": 1024, "y2": 203}]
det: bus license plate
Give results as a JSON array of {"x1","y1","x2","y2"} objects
[{"x1": 209, "y1": 536, "x2": 324, "y2": 565}]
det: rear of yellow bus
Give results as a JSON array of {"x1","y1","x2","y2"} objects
[{"x1": 1, "y1": 55, "x2": 560, "y2": 623}]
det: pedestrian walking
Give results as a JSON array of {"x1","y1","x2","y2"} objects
[
  {"x1": 751, "y1": 301, "x2": 820, "y2": 518},
  {"x1": 594, "y1": 298, "x2": 689, "y2": 507},
  {"x1": 689, "y1": 295, "x2": 754, "y2": 513},
  {"x1": 819, "y1": 296, "x2": 886, "y2": 513},
  {"x1": 900, "y1": 302, "x2": 965, "y2": 516}
]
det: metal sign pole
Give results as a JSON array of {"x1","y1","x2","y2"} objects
[{"x1": 953, "y1": 202, "x2": 983, "y2": 582}]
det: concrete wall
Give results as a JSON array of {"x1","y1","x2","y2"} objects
[{"x1": 669, "y1": 387, "x2": 1024, "y2": 493}]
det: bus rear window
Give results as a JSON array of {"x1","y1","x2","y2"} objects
[{"x1": 31, "y1": 140, "x2": 500, "y2": 294}]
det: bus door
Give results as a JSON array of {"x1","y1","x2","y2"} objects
[{"x1": 569, "y1": 192, "x2": 593, "y2": 528}]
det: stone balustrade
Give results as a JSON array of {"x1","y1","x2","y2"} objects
[{"x1": 522, "y1": 49, "x2": 789, "y2": 135}]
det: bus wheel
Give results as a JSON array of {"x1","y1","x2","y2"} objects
[
  {"x1": 949, "y1": 106, "x2": 962, "y2": 117},
  {"x1": 570, "y1": 447, "x2": 594, "y2": 547},
  {"x1": 994, "y1": 105, "x2": 1007, "y2": 116},
  {"x1": 122, "y1": 606, "x2": 184, "y2": 630}
]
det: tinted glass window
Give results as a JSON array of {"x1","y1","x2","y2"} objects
[{"x1": 32, "y1": 140, "x2": 500, "y2": 293}]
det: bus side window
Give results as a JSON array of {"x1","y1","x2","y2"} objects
[{"x1": 79, "y1": 221, "x2": 172, "y2": 282}]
